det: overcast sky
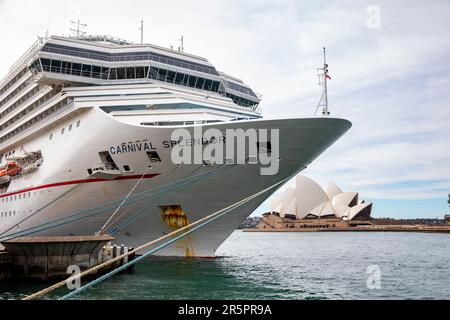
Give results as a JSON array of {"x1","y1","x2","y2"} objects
[{"x1": 0, "y1": 0, "x2": 449, "y2": 218}]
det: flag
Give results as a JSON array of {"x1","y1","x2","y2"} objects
[{"x1": 326, "y1": 74, "x2": 331, "y2": 80}]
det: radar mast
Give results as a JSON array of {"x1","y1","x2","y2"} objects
[{"x1": 316, "y1": 47, "x2": 331, "y2": 116}]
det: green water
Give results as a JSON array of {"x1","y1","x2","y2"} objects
[{"x1": 1, "y1": 231, "x2": 449, "y2": 299}]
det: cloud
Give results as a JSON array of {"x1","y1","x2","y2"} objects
[{"x1": 0, "y1": 0, "x2": 448, "y2": 202}]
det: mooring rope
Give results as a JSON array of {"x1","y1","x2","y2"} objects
[
  {"x1": 106, "y1": 164, "x2": 230, "y2": 235},
  {"x1": 0, "y1": 164, "x2": 232, "y2": 242},
  {"x1": 0, "y1": 183, "x2": 82, "y2": 237},
  {"x1": 99, "y1": 167, "x2": 151, "y2": 234},
  {"x1": 22, "y1": 175, "x2": 290, "y2": 300}
]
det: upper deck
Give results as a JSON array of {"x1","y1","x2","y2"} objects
[
  {"x1": 0, "y1": 34, "x2": 262, "y2": 154},
  {"x1": 1, "y1": 35, "x2": 260, "y2": 108}
]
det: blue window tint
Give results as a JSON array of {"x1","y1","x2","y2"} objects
[
  {"x1": 101, "y1": 67, "x2": 110, "y2": 79},
  {"x1": 116, "y1": 67, "x2": 126, "y2": 79},
  {"x1": 50, "y1": 60, "x2": 61, "y2": 73},
  {"x1": 41, "y1": 58, "x2": 51, "y2": 72},
  {"x1": 187, "y1": 75, "x2": 197, "y2": 88},
  {"x1": 126, "y1": 67, "x2": 135, "y2": 79},
  {"x1": 174, "y1": 72, "x2": 184, "y2": 85},
  {"x1": 92, "y1": 65, "x2": 101, "y2": 78},
  {"x1": 149, "y1": 67, "x2": 158, "y2": 79},
  {"x1": 157, "y1": 69, "x2": 167, "y2": 81},
  {"x1": 72, "y1": 63, "x2": 81, "y2": 76},
  {"x1": 81, "y1": 64, "x2": 91, "y2": 77},
  {"x1": 166, "y1": 70, "x2": 176, "y2": 83},
  {"x1": 195, "y1": 77, "x2": 205, "y2": 90}
]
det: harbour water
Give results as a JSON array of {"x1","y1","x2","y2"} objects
[{"x1": 1, "y1": 231, "x2": 449, "y2": 300}]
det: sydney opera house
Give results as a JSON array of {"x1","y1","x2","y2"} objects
[{"x1": 257, "y1": 175, "x2": 373, "y2": 230}]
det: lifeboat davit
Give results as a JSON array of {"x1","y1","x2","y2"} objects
[{"x1": 0, "y1": 162, "x2": 22, "y2": 182}]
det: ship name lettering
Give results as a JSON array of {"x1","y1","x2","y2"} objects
[{"x1": 110, "y1": 141, "x2": 156, "y2": 154}]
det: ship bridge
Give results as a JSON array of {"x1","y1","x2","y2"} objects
[{"x1": 24, "y1": 35, "x2": 260, "y2": 110}]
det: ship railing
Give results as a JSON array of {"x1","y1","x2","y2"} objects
[
  {"x1": 41, "y1": 46, "x2": 219, "y2": 75},
  {"x1": 44, "y1": 67, "x2": 106, "y2": 80},
  {"x1": 0, "y1": 34, "x2": 48, "y2": 90}
]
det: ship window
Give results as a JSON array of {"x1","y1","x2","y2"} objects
[
  {"x1": 182, "y1": 73, "x2": 189, "y2": 86},
  {"x1": 117, "y1": 67, "x2": 126, "y2": 79},
  {"x1": 126, "y1": 67, "x2": 135, "y2": 79},
  {"x1": 92, "y1": 65, "x2": 101, "y2": 78},
  {"x1": 136, "y1": 66, "x2": 145, "y2": 78},
  {"x1": 146, "y1": 151, "x2": 161, "y2": 162},
  {"x1": 82, "y1": 64, "x2": 91, "y2": 77},
  {"x1": 72, "y1": 63, "x2": 81, "y2": 76},
  {"x1": 211, "y1": 81, "x2": 219, "y2": 92},
  {"x1": 204, "y1": 79, "x2": 212, "y2": 91},
  {"x1": 87, "y1": 168, "x2": 93, "y2": 175},
  {"x1": 30, "y1": 59, "x2": 42, "y2": 72},
  {"x1": 157, "y1": 121, "x2": 184, "y2": 126},
  {"x1": 61, "y1": 128, "x2": 65, "y2": 135},
  {"x1": 166, "y1": 70, "x2": 176, "y2": 83},
  {"x1": 157, "y1": 68, "x2": 167, "y2": 81},
  {"x1": 101, "y1": 67, "x2": 110, "y2": 79},
  {"x1": 76, "y1": 120, "x2": 81, "y2": 127},
  {"x1": 149, "y1": 67, "x2": 158, "y2": 79},
  {"x1": 68, "y1": 124, "x2": 73, "y2": 131},
  {"x1": 123, "y1": 165, "x2": 131, "y2": 172},
  {"x1": 174, "y1": 72, "x2": 184, "y2": 85},
  {"x1": 109, "y1": 68, "x2": 117, "y2": 80},
  {"x1": 187, "y1": 75, "x2": 197, "y2": 88},
  {"x1": 49, "y1": 133, "x2": 53, "y2": 140},
  {"x1": 41, "y1": 58, "x2": 51, "y2": 72},
  {"x1": 195, "y1": 77, "x2": 205, "y2": 89},
  {"x1": 51, "y1": 60, "x2": 61, "y2": 73},
  {"x1": 61, "y1": 61, "x2": 72, "y2": 74}
]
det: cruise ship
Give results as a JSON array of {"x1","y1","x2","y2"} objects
[{"x1": 0, "y1": 34, "x2": 351, "y2": 257}]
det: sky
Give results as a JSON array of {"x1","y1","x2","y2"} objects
[{"x1": 0, "y1": 0, "x2": 449, "y2": 218}]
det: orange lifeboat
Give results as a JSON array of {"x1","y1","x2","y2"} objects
[{"x1": 0, "y1": 162, "x2": 22, "y2": 178}]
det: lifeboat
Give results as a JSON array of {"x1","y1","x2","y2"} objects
[{"x1": 0, "y1": 162, "x2": 22, "y2": 182}]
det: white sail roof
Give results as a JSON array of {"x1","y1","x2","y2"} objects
[
  {"x1": 326, "y1": 182, "x2": 343, "y2": 199},
  {"x1": 310, "y1": 201, "x2": 337, "y2": 217},
  {"x1": 286, "y1": 198, "x2": 297, "y2": 217},
  {"x1": 269, "y1": 195, "x2": 282, "y2": 213},
  {"x1": 266, "y1": 175, "x2": 372, "y2": 221},
  {"x1": 331, "y1": 192, "x2": 358, "y2": 212},
  {"x1": 295, "y1": 175, "x2": 329, "y2": 219},
  {"x1": 280, "y1": 187, "x2": 296, "y2": 216},
  {"x1": 348, "y1": 202, "x2": 373, "y2": 220}
]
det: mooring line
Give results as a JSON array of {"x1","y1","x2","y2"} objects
[
  {"x1": 0, "y1": 183, "x2": 83, "y2": 237},
  {"x1": 0, "y1": 164, "x2": 232, "y2": 242},
  {"x1": 22, "y1": 175, "x2": 290, "y2": 300},
  {"x1": 99, "y1": 167, "x2": 151, "y2": 234}
]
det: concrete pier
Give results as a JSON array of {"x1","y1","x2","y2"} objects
[{"x1": 0, "y1": 235, "x2": 135, "y2": 281}]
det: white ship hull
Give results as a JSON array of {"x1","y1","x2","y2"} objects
[
  {"x1": 0, "y1": 107, "x2": 350, "y2": 256},
  {"x1": 0, "y1": 34, "x2": 351, "y2": 257}
]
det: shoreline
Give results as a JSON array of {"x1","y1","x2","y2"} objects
[{"x1": 242, "y1": 225, "x2": 450, "y2": 233}]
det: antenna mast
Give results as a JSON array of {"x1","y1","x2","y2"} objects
[
  {"x1": 70, "y1": 19, "x2": 87, "y2": 38},
  {"x1": 179, "y1": 35, "x2": 184, "y2": 52},
  {"x1": 139, "y1": 20, "x2": 144, "y2": 44},
  {"x1": 316, "y1": 47, "x2": 331, "y2": 116}
]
